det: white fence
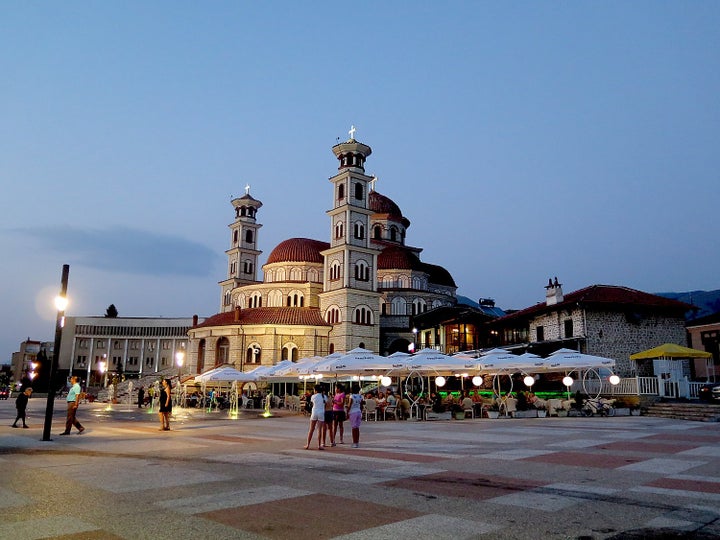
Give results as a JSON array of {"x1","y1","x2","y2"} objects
[{"x1": 575, "y1": 376, "x2": 705, "y2": 399}]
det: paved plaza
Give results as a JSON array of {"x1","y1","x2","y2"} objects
[{"x1": 1, "y1": 399, "x2": 719, "y2": 539}]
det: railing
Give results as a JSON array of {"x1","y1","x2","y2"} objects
[{"x1": 572, "y1": 376, "x2": 704, "y2": 399}]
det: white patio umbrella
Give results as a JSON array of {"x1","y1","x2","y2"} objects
[
  {"x1": 545, "y1": 349, "x2": 616, "y2": 370},
  {"x1": 194, "y1": 366, "x2": 258, "y2": 383},
  {"x1": 330, "y1": 347, "x2": 390, "y2": 376},
  {"x1": 401, "y1": 348, "x2": 476, "y2": 375}
]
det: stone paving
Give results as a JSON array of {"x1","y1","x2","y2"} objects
[{"x1": 0, "y1": 400, "x2": 719, "y2": 539}]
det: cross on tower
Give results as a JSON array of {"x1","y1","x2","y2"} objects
[
  {"x1": 245, "y1": 184, "x2": 250, "y2": 195},
  {"x1": 348, "y1": 125, "x2": 356, "y2": 140}
]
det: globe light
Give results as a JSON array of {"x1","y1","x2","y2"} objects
[
  {"x1": 609, "y1": 374, "x2": 620, "y2": 385},
  {"x1": 380, "y1": 376, "x2": 392, "y2": 387},
  {"x1": 472, "y1": 376, "x2": 482, "y2": 386},
  {"x1": 435, "y1": 376, "x2": 446, "y2": 387},
  {"x1": 562, "y1": 376, "x2": 574, "y2": 387},
  {"x1": 523, "y1": 375, "x2": 535, "y2": 387}
]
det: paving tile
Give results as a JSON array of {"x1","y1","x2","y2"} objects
[
  {"x1": 382, "y1": 472, "x2": 543, "y2": 500},
  {"x1": 332, "y1": 513, "x2": 499, "y2": 539},
  {"x1": 199, "y1": 493, "x2": 422, "y2": 539},
  {"x1": 619, "y1": 457, "x2": 707, "y2": 474},
  {"x1": 594, "y1": 440, "x2": 700, "y2": 454},
  {"x1": 158, "y1": 485, "x2": 312, "y2": 514},
  {"x1": 488, "y1": 490, "x2": 580, "y2": 511},
  {"x1": 523, "y1": 451, "x2": 642, "y2": 469},
  {"x1": 0, "y1": 516, "x2": 100, "y2": 540},
  {"x1": 647, "y1": 477, "x2": 720, "y2": 494}
]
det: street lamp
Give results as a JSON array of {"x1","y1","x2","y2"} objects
[
  {"x1": 42, "y1": 264, "x2": 69, "y2": 442},
  {"x1": 410, "y1": 327, "x2": 418, "y2": 353},
  {"x1": 175, "y1": 349, "x2": 185, "y2": 380},
  {"x1": 98, "y1": 356, "x2": 107, "y2": 388}
]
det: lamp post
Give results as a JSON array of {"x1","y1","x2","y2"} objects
[
  {"x1": 42, "y1": 264, "x2": 69, "y2": 442},
  {"x1": 98, "y1": 356, "x2": 107, "y2": 388},
  {"x1": 175, "y1": 349, "x2": 185, "y2": 380},
  {"x1": 410, "y1": 327, "x2": 418, "y2": 353}
]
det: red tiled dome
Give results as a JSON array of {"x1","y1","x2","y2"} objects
[
  {"x1": 421, "y1": 262, "x2": 457, "y2": 288},
  {"x1": 369, "y1": 191, "x2": 403, "y2": 218},
  {"x1": 378, "y1": 246, "x2": 424, "y2": 271},
  {"x1": 266, "y1": 238, "x2": 329, "y2": 264}
]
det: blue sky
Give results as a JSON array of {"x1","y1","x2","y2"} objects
[{"x1": 2, "y1": 2, "x2": 719, "y2": 363}]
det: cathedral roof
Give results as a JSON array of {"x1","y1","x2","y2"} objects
[
  {"x1": 421, "y1": 262, "x2": 457, "y2": 288},
  {"x1": 194, "y1": 307, "x2": 331, "y2": 328},
  {"x1": 369, "y1": 191, "x2": 403, "y2": 219},
  {"x1": 266, "y1": 238, "x2": 330, "y2": 265},
  {"x1": 378, "y1": 246, "x2": 424, "y2": 271}
]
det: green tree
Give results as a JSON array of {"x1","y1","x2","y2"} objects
[{"x1": 105, "y1": 304, "x2": 119, "y2": 318}]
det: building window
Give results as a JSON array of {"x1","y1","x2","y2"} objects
[
  {"x1": 353, "y1": 222, "x2": 365, "y2": 240},
  {"x1": 246, "y1": 344, "x2": 261, "y2": 364},
  {"x1": 233, "y1": 230, "x2": 238, "y2": 244},
  {"x1": 76, "y1": 355, "x2": 87, "y2": 367},
  {"x1": 249, "y1": 292, "x2": 262, "y2": 308},
  {"x1": 79, "y1": 340, "x2": 88, "y2": 349},
  {"x1": 390, "y1": 226, "x2": 397, "y2": 241},
  {"x1": 354, "y1": 306, "x2": 373, "y2": 325},
  {"x1": 96, "y1": 340, "x2": 105, "y2": 349},
  {"x1": 245, "y1": 230, "x2": 254, "y2": 244},
  {"x1": 355, "y1": 260, "x2": 369, "y2": 281},
  {"x1": 564, "y1": 319, "x2": 573, "y2": 338},
  {"x1": 326, "y1": 307, "x2": 341, "y2": 324},
  {"x1": 287, "y1": 292, "x2": 304, "y2": 307},
  {"x1": 536, "y1": 326, "x2": 545, "y2": 342},
  {"x1": 335, "y1": 221, "x2": 344, "y2": 239},
  {"x1": 338, "y1": 183, "x2": 345, "y2": 201},
  {"x1": 373, "y1": 225, "x2": 382, "y2": 240},
  {"x1": 224, "y1": 291, "x2": 231, "y2": 306},
  {"x1": 329, "y1": 261, "x2": 341, "y2": 281},
  {"x1": 243, "y1": 260, "x2": 254, "y2": 274},
  {"x1": 354, "y1": 182, "x2": 363, "y2": 200}
]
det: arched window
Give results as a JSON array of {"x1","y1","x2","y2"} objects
[
  {"x1": 265, "y1": 270, "x2": 273, "y2": 283},
  {"x1": 399, "y1": 276, "x2": 410, "y2": 288},
  {"x1": 245, "y1": 230, "x2": 254, "y2": 244},
  {"x1": 353, "y1": 221, "x2": 365, "y2": 240},
  {"x1": 329, "y1": 261, "x2": 341, "y2": 281},
  {"x1": 383, "y1": 276, "x2": 394, "y2": 288},
  {"x1": 276, "y1": 268, "x2": 286, "y2": 281},
  {"x1": 373, "y1": 225, "x2": 382, "y2": 240},
  {"x1": 216, "y1": 337, "x2": 230, "y2": 367},
  {"x1": 354, "y1": 260, "x2": 370, "y2": 281},
  {"x1": 249, "y1": 292, "x2": 262, "y2": 308},
  {"x1": 282, "y1": 343, "x2": 298, "y2": 362},
  {"x1": 354, "y1": 182, "x2": 363, "y2": 200},
  {"x1": 246, "y1": 344, "x2": 261, "y2": 364},
  {"x1": 287, "y1": 291, "x2": 304, "y2": 307},
  {"x1": 329, "y1": 343, "x2": 334, "y2": 354},
  {"x1": 197, "y1": 339, "x2": 205, "y2": 373},
  {"x1": 353, "y1": 306, "x2": 373, "y2": 325},
  {"x1": 307, "y1": 268, "x2": 319, "y2": 282},
  {"x1": 233, "y1": 230, "x2": 238, "y2": 245},
  {"x1": 268, "y1": 290, "x2": 283, "y2": 307},
  {"x1": 412, "y1": 298, "x2": 427, "y2": 315},
  {"x1": 412, "y1": 276, "x2": 423, "y2": 290},
  {"x1": 326, "y1": 306, "x2": 341, "y2": 324},
  {"x1": 391, "y1": 297, "x2": 406, "y2": 316},
  {"x1": 338, "y1": 183, "x2": 345, "y2": 201},
  {"x1": 380, "y1": 301, "x2": 387, "y2": 315},
  {"x1": 243, "y1": 259, "x2": 254, "y2": 274},
  {"x1": 224, "y1": 291, "x2": 231, "y2": 306},
  {"x1": 236, "y1": 294, "x2": 246, "y2": 309},
  {"x1": 390, "y1": 226, "x2": 397, "y2": 241},
  {"x1": 290, "y1": 267, "x2": 302, "y2": 281},
  {"x1": 335, "y1": 221, "x2": 344, "y2": 239}
]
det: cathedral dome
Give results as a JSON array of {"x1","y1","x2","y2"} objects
[
  {"x1": 369, "y1": 191, "x2": 403, "y2": 218},
  {"x1": 266, "y1": 238, "x2": 329, "y2": 265},
  {"x1": 378, "y1": 246, "x2": 424, "y2": 271},
  {"x1": 421, "y1": 262, "x2": 457, "y2": 288}
]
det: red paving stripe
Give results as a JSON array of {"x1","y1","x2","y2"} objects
[
  {"x1": 382, "y1": 472, "x2": 543, "y2": 500},
  {"x1": 199, "y1": 493, "x2": 422, "y2": 539},
  {"x1": 594, "y1": 441, "x2": 699, "y2": 454},
  {"x1": 644, "y1": 433, "x2": 720, "y2": 444},
  {"x1": 523, "y1": 451, "x2": 643, "y2": 469},
  {"x1": 648, "y1": 477, "x2": 720, "y2": 494},
  {"x1": 335, "y1": 448, "x2": 446, "y2": 463}
]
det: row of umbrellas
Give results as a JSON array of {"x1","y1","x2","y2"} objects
[{"x1": 192, "y1": 347, "x2": 617, "y2": 384}]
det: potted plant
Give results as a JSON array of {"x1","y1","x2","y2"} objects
[
  {"x1": 485, "y1": 402, "x2": 500, "y2": 419},
  {"x1": 451, "y1": 403, "x2": 465, "y2": 420}
]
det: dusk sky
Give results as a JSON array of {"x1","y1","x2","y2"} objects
[{"x1": 2, "y1": 2, "x2": 719, "y2": 363}]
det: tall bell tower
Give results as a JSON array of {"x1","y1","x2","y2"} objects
[
  {"x1": 319, "y1": 127, "x2": 381, "y2": 353},
  {"x1": 219, "y1": 186, "x2": 263, "y2": 312}
]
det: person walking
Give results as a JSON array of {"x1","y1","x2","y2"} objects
[
  {"x1": 346, "y1": 384, "x2": 364, "y2": 448},
  {"x1": 321, "y1": 386, "x2": 335, "y2": 448},
  {"x1": 332, "y1": 384, "x2": 346, "y2": 444},
  {"x1": 303, "y1": 385, "x2": 325, "y2": 450},
  {"x1": 12, "y1": 387, "x2": 32, "y2": 428},
  {"x1": 158, "y1": 379, "x2": 172, "y2": 431},
  {"x1": 137, "y1": 386, "x2": 145, "y2": 408},
  {"x1": 61, "y1": 376, "x2": 85, "y2": 435}
]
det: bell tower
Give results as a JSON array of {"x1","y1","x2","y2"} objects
[
  {"x1": 219, "y1": 185, "x2": 263, "y2": 312},
  {"x1": 319, "y1": 126, "x2": 381, "y2": 353}
]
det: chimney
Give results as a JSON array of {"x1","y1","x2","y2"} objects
[
  {"x1": 234, "y1": 306, "x2": 241, "y2": 322},
  {"x1": 545, "y1": 277, "x2": 564, "y2": 306},
  {"x1": 192, "y1": 314, "x2": 198, "y2": 327}
]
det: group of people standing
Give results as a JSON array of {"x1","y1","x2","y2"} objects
[{"x1": 304, "y1": 384, "x2": 363, "y2": 450}]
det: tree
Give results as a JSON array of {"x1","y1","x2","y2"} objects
[{"x1": 105, "y1": 304, "x2": 119, "y2": 318}]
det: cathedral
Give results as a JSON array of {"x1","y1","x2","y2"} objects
[{"x1": 186, "y1": 130, "x2": 458, "y2": 373}]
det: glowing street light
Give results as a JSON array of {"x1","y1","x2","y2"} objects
[
  {"x1": 176, "y1": 348, "x2": 185, "y2": 380},
  {"x1": 98, "y1": 356, "x2": 107, "y2": 388}
]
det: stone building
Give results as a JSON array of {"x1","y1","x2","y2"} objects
[
  {"x1": 187, "y1": 131, "x2": 457, "y2": 373},
  {"x1": 488, "y1": 278, "x2": 693, "y2": 376}
]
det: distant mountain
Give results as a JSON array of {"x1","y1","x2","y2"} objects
[{"x1": 656, "y1": 289, "x2": 720, "y2": 320}]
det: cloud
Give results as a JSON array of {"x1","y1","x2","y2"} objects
[{"x1": 13, "y1": 226, "x2": 221, "y2": 277}]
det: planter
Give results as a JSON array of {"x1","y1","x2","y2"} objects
[
  {"x1": 556, "y1": 410, "x2": 568, "y2": 417},
  {"x1": 614, "y1": 407, "x2": 630, "y2": 416},
  {"x1": 454, "y1": 411, "x2": 465, "y2": 420},
  {"x1": 630, "y1": 409, "x2": 641, "y2": 416},
  {"x1": 537, "y1": 410, "x2": 547, "y2": 418},
  {"x1": 486, "y1": 410, "x2": 500, "y2": 419},
  {"x1": 514, "y1": 410, "x2": 538, "y2": 418}
]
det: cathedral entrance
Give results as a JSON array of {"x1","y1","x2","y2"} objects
[{"x1": 387, "y1": 338, "x2": 411, "y2": 355}]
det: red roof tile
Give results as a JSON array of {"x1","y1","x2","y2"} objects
[
  {"x1": 194, "y1": 307, "x2": 331, "y2": 328},
  {"x1": 266, "y1": 238, "x2": 330, "y2": 265},
  {"x1": 496, "y1": 285, "x2": 693, "y2": 323}
]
